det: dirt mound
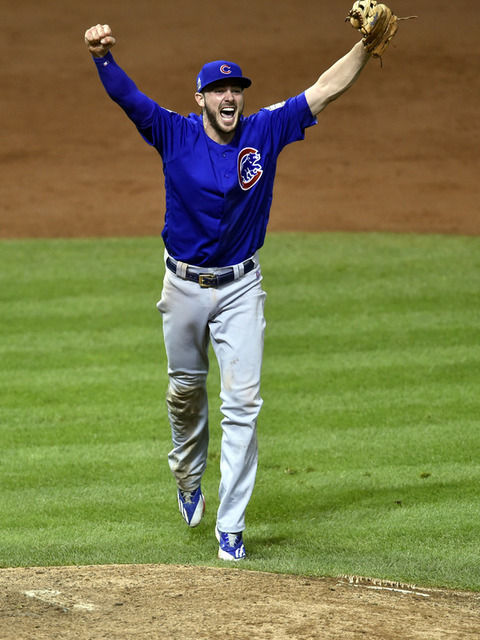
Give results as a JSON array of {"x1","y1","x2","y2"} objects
[{"x1": 1, "y1": 565, "x2": 479, "y2": 639}]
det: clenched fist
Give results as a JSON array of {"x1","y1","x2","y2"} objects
[{"x1": 84, "y1": 24, "x2": 116, "y2": 58}]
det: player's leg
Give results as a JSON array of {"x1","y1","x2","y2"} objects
[
  {"x1": 157, "y1": 271, "x2": 211, "y2": 512},
  {"x1": 209, "y1": 267, "x2": 266, "y2": 536}
]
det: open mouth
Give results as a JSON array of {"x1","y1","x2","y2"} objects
[{"x1": 220, "y1": 107, "x2": 236, "y2": 123}]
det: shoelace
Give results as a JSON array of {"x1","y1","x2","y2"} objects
[
  {"x1": 180, "y1": 490, "x2": 195, "y2": 504},
  {"x1": 225, "y1": 533, "x2": 241, "y2": 547}
]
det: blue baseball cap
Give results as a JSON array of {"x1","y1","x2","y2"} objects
[{"x1": 196, "y1": 60, "x2": 252, "y2": 92}]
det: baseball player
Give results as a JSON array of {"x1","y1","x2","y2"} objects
[{"x1": 84, "y1": 4, "x2": 397, "y2": 561}]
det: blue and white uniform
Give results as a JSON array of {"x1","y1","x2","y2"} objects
[{"x1": 93, "y1": 53, "x2": 317, "y2": 533}]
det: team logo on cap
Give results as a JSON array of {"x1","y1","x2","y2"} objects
[
  {"x1": 238, "y1": 147, "x2": 263, "y2": 191},
  {"x1": 220, "y1": 64, "x2": 232, "y2": 75}
]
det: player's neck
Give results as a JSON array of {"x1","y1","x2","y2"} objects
[{"x1": 202, "y1": 117, "x2": 237, "y2": 145}]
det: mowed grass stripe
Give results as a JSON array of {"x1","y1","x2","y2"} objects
[{"x1": 1, "y1": 233, "x2": 479, "y2": 589}]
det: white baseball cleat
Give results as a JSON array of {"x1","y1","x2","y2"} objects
[
  {"x1": 177, "y1": 486, "x2": 205, "y2": 527},
  {"x1": 215, "y1": 525, "x2": 246, "y2": 561}
]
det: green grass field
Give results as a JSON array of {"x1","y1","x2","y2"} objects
[{"x1": 1, "y1": 233, "x2": 479, "y2": 591}]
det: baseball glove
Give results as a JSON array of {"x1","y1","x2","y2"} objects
[{"x1": 346, "y1": 1, "x2": 417, "y2": 59}]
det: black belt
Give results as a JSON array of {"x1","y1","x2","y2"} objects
[{"x1": 166, "y1": 257, "x2": 255, "y2": 288}]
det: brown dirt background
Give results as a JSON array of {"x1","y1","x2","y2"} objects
[{"x1": 1, "y1": 1, "x2": 479, "y2": 638}]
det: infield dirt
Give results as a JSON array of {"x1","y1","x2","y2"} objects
[{"x1": 1, "y1": 1, "x2": 479, "y2": 638}]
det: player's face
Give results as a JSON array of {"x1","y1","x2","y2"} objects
[{"x1": 197, "y1": 83, "x2": 245, "y2": 143}]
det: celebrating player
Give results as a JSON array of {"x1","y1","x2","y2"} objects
[{"x1": 85, "y1": 6, "x2": 397, "y2": 561}]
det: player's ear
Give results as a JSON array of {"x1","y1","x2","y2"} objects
[{"x1": 195, "y1": 92, "x2": 205, "y2": 109}]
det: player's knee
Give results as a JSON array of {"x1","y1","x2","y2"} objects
[{"x1": 166, "y1": 377, "x2": 206, "y2": 421}]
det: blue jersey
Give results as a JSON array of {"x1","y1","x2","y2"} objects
[{"x1": 94, "y1": 53, "x2": 317, "y2": 266}]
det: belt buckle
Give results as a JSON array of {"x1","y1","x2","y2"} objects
[{"x1": 198, "y1": 273, "x2": 217, "y2": 288}]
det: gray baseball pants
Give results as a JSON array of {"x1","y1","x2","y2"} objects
[{"x1": 156, "y1": 252, "x2": 266, "y2": 533}]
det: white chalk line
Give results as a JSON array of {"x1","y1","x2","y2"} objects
[
  {"x1": 338, "y1": 575, "x2": 431, "y2": 598},
  {"x1": 23, "y1": 589, "x2": 97, "y2": 611},
  {"x1": 352, "y1": 584, "x2": 431, "y2": 597}
]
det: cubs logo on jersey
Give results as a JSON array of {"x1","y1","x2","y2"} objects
[{"x1": 238, "y1": 147, "x2": 263, "y2": 191}]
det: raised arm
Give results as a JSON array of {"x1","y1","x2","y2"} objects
[
  {"x1": 304, "y1": 41, "x2": 370, "y2": 117},
  {"x1": 84, "y1": 24, "x2": 155, "y2": 128}
]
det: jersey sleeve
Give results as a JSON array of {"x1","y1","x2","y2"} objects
[
  {"x1": 254, "y1": 92, "x2": 317, "y2": 154},
  {"x1": 93, "y1": 52, "x2": 156, "y2": 129},
  {"x1": 93, "y1": 52, "x2": 189, "y2": 157}
]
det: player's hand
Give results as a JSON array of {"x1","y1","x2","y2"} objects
[{"x1": 84, "y1": 24, "x2": 116, "y2": 58}]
